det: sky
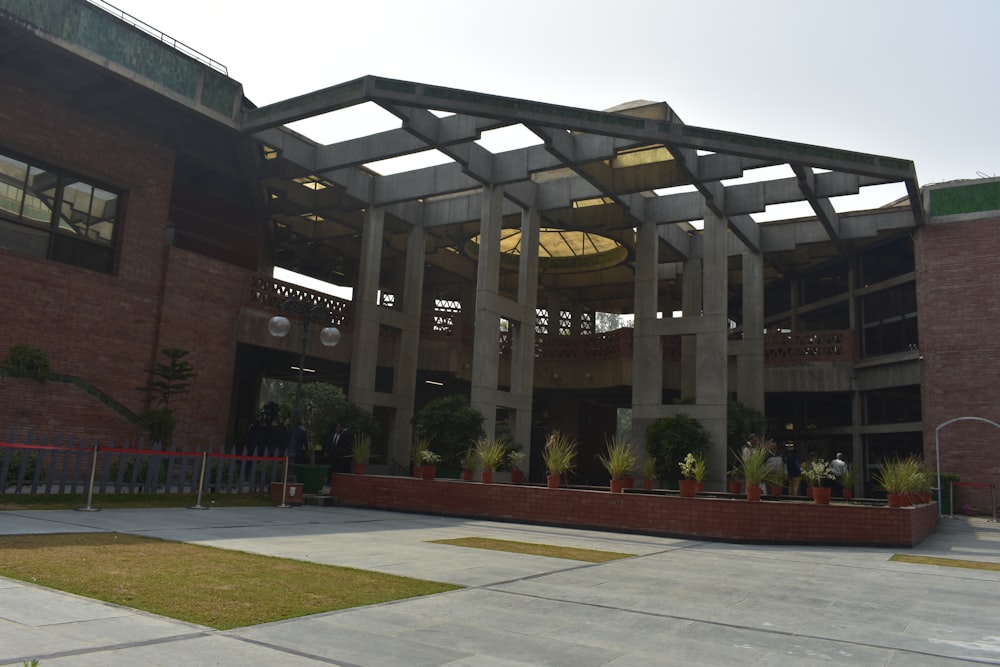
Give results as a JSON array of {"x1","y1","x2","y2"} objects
[{"x1": 104, "y1": 0, "x2": 999, "y2": 190}]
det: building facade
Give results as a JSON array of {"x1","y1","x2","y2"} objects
[{"x1": 1, "y1": 0, "x2": 998, "y2": 495}]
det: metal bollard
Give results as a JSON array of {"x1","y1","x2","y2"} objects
[
  {"x1": 189, "y1": 451, "x2": 210, "y2": 510},
  {"x1": 75, "y1": 444, "x2": 101, "y2": 512}
]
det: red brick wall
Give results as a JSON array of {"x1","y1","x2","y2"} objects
[
  {"x1": 0, "y1": 73, "x2": 251, "y2": 450},
  {"x1": 915, "y1": 216, "x2": 1000, "y2": 486},
  {"x1": 331, "y1": 475, "x2": 940, "y2": 547}
]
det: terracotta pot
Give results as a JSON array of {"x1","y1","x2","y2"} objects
[
  {"x1": 812, "y1": 486, "x2": 832, "y2": 504},
  {"x1": 622, "y1": 476, "x2": 635, "y2": 489},
  {"x1": 510, "y1": 470, "x2": 524, "y2": 484},
  {"x1": 547, "y1": 473, "x2": 561, "y2": 489},
  {"x1": 643, "y1": 479, "x2": 655, "y2": 490},
  {"x1": 842, "y1": 488, "x2": 854, "y2": 500},
  {"x1": 746, "y1": 486, "x2": 762, "y2": 501},
  {"x1": 728, "y1": 480, "x2": 743, "y2": 494},
  {"x1": 678, "y1": 479, "x2": 698, "y2": 497},
  {"x1": 769, "y1": 484, "x2": 783, "y2": 497},
  {"x1": 415, "y1": 464, "x2": 436, "y2": 480},
  {"x1": 887, "y1": 493, "x2": 909, "y2": 507},
  {"x1": 351, "y1": 463, "x2": 366, "y2": 475},
  {"x1": 481, "y1": 469, "x2": 494, "y2": 484},
  {"x1": 806, "y1": 487, "x2": 814, "y2": 498},
  {"x1": 610, "y1": 478, "x2": 624, "y2": 493},
  {"x1": 696, "y1": 481, "x2": 705, "y2": 493},
  {"x1": 461, "y1": 469, "x2": 474, "y2": 481}
]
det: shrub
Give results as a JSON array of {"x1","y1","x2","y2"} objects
[
  {"x1": 645, "y1": 413, "x2": 710, "y2": 483},
  {"x1": 3, "y1": 344, "x2": 51, "y2": 381},
  {"x1": 411, "y1": 394, "x2": 485, "y2": 469}
]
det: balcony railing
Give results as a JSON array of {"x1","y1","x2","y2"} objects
[
  {"x1": 245, "y1": 276, "x2": 856, "y2": 366},
  {"x1": 763, "y1": 330, "x2": 856, "y2": 365}
]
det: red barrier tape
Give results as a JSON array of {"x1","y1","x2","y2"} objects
[
  {"x1": 0, "y1": 442, "x2": 90, "y2": 452},
  {"x1": 1, "y1": 442, "x2": 284, "y2": 462},
  {"x1": 208, "y1": 453, "x2": 287, "y2": 462}
]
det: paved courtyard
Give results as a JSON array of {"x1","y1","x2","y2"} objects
[{"x1": 1, "y1": 505, "x2": 998, "y2": 666}]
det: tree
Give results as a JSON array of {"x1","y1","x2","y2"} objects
[
  {"x1": 644, "y1": 413, "x2": 711, "y2": 483},
  {"x1": 137, "y1": 348, "x2": 196, "y2": 447},
  {"x1": 411, "y1": 394, "x2": 485, "y2": 469},
  {"x1": 728, "y1": 400, "x2": 765, "y2": 469},
  {"x1": 279, "y1": 382, "x2": 377, "y2": 461}
]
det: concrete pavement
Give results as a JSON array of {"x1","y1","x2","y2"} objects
[{"x1": 1, "y1": 505, "x2": 998, "y2": 666}]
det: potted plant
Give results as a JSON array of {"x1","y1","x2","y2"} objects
[
  {"x1": 727, "y1": 467, "x2": 743, "y2": 494},
  {"x1": 838, "y1": 463, "x2": 856, "y2": 500},
  {"x1": 508, "y1": 450, "x2": 525, "y2": 484},
  {"x1": 598, "y1": 435, "x2": 636, "y2": 493},
  {"x1": 738, "y1": 444, "x2": 776, "y2": 501},
  {"x1": 642, "y1": 456, "x2": 658, "y2": 490},
  {"x1": 802, "y1": 459, "x2": 835, "y2": 504},
  {"x1": 459, "y1": 448, "x2": 477, "y2": 481},
  {"x1": 412, "y1": 439, "x2": 441, "y2": 480},
  {"x1": 351, "y1": 434, "x2": 371, "y2": 474},
  {"x1": 542, "y1": 431, "x2": 577, "y2": 488},
  {"x1": 678, "y1": 452, "x2": 706, "y2": 497},
  {"x1": 873, "y1": 456, "x2": 921, "y2": 507},
  {"x1": 475, "y1": 437, "x2": 508, "y2": 484}
]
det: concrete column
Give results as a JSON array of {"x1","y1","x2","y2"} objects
[
  {"x1": 680, "y1": 258, "x2": 702, "y2": 399},
  {"x1": 471, "y1": 185, "x2": 505, "y2": 437},
  {"x1": 737, "y1": 251, "x2": 765, "y2": 411},
  {"x1": 510, "y1": 205, "x2": 540, "y2": 474},
  {"x1": 631, "y1": 219, "x2": 661, "y2": 453},
  {"x1": 698, "y1": 209, "x2": 729, "y2": 487},
  {"x1": 390, "y1": 224, "x2": 425, "y2": 469},
  {"x1": 349, "y1": 206, "x2": 384, "y2": 409}
]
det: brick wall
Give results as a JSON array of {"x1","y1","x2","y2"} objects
[
  {"x1": 331, "y1": 475, "x2": 940, "y2": 547},
  {"x1": 0, "y1": 73, "x2": 251, "y2": 450},
  {"x1": 915, "y1": 215, "x2": 1000, "y2": 487}
]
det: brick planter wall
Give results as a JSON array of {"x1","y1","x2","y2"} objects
[{"x1": 331, "y1": 474, "x2": 939, "y2": 547}]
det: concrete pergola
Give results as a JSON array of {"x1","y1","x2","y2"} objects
[{"x1": 242, "y1": 75, "x2": 923, "y2": 483}]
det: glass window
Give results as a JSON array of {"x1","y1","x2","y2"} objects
[
  {"x1": 859, "y1": 237, "x2": 914, "y2": 286},
  {"x1": 860, "y1": 284, "x2": 918, "y2": 357},
  {"x1": 0, "y1": 148, "x2": 120, "y2": 273}
]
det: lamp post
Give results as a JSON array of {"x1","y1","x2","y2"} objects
[{"x1": 268, "y1": 298, "x2": 341, "y2": 506}]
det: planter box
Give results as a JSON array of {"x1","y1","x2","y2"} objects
[
  {"x1": 331, "y1": 473, "x2": 940, "y2": 547},
  {"x1": 269, "y1": 482, "x2": 303, "y2": 505}
]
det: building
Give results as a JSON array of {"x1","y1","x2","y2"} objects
[{"x1": 1, "y1": 0, "x2": 998, "y2": 493}]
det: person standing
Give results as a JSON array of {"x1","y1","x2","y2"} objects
[
  {"x1": 326, "y1": 423, "x2": 353, "y2": 474},
  {"x1": 830, "y1": 452, "x2": 847, "y2": 496},
  {"x1": 785, "y1": 442, "x2": 802, "y2": 496}
]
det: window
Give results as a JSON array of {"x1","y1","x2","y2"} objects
[
  {"x1": 0, "y1": 150, "x2": 120, "y2": 273},
  {"x1": 860, "y1": 284, "x2": 918, "y2": 357}
]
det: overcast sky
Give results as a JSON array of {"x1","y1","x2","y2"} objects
[{"x1": 107, "y1": 0, "x2": 998, "y2": 188}]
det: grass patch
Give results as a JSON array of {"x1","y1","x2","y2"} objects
[
  {"x1": 430, "y1": 537, "x2": 634, "y2": 562},
  {"x1": 0, "y1": 533, "x2": 459, "y2": 629},
  {"x1": 0, "y1": 493, "x2": 274, "y2": 511},
  {"x1": 891, "y1": 554, "x2": 1000, "y2": 572}
]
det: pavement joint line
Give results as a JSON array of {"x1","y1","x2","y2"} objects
[
  {"x1": 473, "y1": 586, "x2": 1000, "y2": 665},
  {"x1": 1, "y1": 630, "x2": 209, "y2": 666},
  {"x1": 226, "y1": 635, "x2": 365, "y2": 666}
]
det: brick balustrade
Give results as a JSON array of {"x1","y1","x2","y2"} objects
[{"x1": 331, "y1": 473, "x2": 939, "y2": 548}]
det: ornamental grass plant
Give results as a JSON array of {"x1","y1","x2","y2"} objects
[
  {"x1": 738, "y1": 445, "x2": 778, "y2": 488},
  {"x1": 475, "y1": 436, "x2": 509, "y2": 471},
  {"x1": 542, "y1": 431, "x2": 577, "y2": 475},
  {"x1": 598, "y1": 435, "x2": 636, "y2": 479},
  {"x1": 873, "y1": 455, "x2": 924, "y2": 495},
  {"x1": 351, "y1": 433, "x2": 371, "y2": 465}
]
